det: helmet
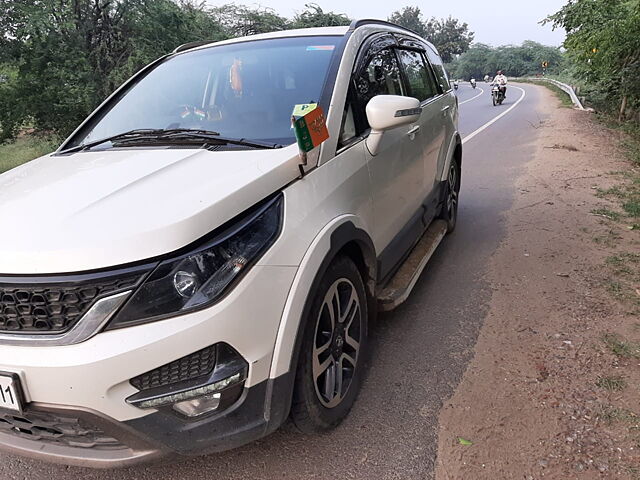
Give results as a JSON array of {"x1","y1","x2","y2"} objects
[{"x1": 497, "y1": 70, "x2": 503, "y2": 75}]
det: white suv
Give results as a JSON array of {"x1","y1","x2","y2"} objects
[{"x1": 0, "y1": 20, "x2": 460, "y2": 467}]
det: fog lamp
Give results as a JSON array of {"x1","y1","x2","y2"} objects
[
  {"x1": 134, "y1": 372, "x2": 243, "y2": 410},
  {"x1": 172, "y1": 392, "x2": 222, "y2": 417}
]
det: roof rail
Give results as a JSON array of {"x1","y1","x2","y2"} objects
[
  {"x1": 172, "y1": 40, "x2": 214, "y2": 54},
  {"x1": 348, "y1": 19, "x2": 422, "y2": 37}
]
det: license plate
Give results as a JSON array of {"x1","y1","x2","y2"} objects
[{"x1": 0, "y1": 373, "x2": 24, "y2": 413}]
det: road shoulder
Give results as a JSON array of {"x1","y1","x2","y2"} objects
[{"x1": 436, "y1": 85, "x2": 640, "y2": 479}]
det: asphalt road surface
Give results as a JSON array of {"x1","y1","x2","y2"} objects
[{"x1": 0, "y1": 82, "x2": 547, "y2": 480}]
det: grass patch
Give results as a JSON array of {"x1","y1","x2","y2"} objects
[
  {"x1": 603, "y1": 333, "x2": 640, "y2": 359},
  {"x1": 606, "y1": 253, "x2": 640, "y2": 275},
  {"x1": 592, "y1": 228, "x2": 623, "y2": 246},
  {"x1": 591, "y1": 207, "x2": 622, "y2": 221},
  {"x1": 594, "y1": 116, "x2": 640, "y2": 226},
  {"x1": 596, "y1": 375, "x2": 627, "y2": 391},
  {"x1": 598, "y1": 405, "x2": 638, "y2": 425},
  {"x1": 623, "y1": 198, "x2": 640, "y2": 217},
  {"x1": 606, "y1": 280, "x2": 625, "y2": 297},
  {"x1": 596, "y1": 186, "x2": 627, "y2": 199},
  {"x1": 0, "y1": 135, "x2": 57, "y2": 174},
  {"x1": 621, "y1": 137, "x2": 640, "y2": 167}
]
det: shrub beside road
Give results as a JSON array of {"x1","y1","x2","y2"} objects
[{"x1": 0, "y1": 135, "x2": 57, "y2": 174}]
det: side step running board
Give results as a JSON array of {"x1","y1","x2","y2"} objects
[{"x1": 377, "y1": 220, "x2": 448, "y2": 311}]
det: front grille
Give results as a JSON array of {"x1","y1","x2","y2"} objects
[
  {"x1": 130, "y1": 345, "x2": 217, "y2": 391},
  {"x1": 0, "y1": 269, "x2": 149, "y2": 335},
  {"x1": 0, "y1": 409, "x2": 124, "y2": 450}
]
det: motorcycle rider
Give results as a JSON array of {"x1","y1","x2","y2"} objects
[
  {"x1": 493, "y1": 70, "x2": 508, "y2": 98},
  {"x1": 470, "y1": 77, "x2": 476, "y2": 88}
]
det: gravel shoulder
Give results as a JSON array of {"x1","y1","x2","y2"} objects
[{"x1": 436, "y1": 85, "x2": 640, "y2": 479}]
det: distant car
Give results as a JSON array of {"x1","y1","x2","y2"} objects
[{"x1": 0, "y1": 20, "x2": 461, "y2": 467}]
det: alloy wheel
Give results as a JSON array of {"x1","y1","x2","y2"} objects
[
  {"x1": 446, "y1": 162, "x2": 459, "y2": 221},
  {"x1": 312, "y1": 278, "x2": 362, "y2": 408}
]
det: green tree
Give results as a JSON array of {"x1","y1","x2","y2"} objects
[
  {"x1": 450, "y1": 43, "x2": 494, "y2": 79},
  {"x1": 388, "y1": 6, "x2": 428, "y2": 37},
  {"x1": 212, "y1": 4, "x2": 288, "y2": 37},
  {"x1": 388, "y1": 7, "x2": 474, "y2": 62},
  {"x1": 424, "y1": 16, "x2": 474, "y2": 63},
  {"x1": 0, "y1": 0, "x2": 227, "y2": 140},
  {"x1": 545, "y1": 0, "x2": 640, "y2": 119},
  {"x1": 450, "y1": 41, "x2": 564, "y2": 79},
  {"x1": 289, "y1": 4, "x2": 350, "y2": 29}
]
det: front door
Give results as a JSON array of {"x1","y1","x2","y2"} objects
[{"x1": 353, "y1": 47, "x2": 426, "y2": 280}]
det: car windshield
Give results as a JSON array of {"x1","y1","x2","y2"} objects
[{"x1": 69, "y1": 36, "x2": 341, "y2": 148}]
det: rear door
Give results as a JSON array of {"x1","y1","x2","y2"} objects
[{"x1": 425, "y1": 45, "x2": 457, "y2": 186}]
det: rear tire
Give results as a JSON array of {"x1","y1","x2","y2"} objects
[
  {"x1": 289, "y1": 256, "x2": 368, "y2": 433},
  {"x1": 439, "y1": 159, "x2": 461, "y2": 233}
]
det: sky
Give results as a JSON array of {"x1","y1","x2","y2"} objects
[{"x1": 207, "y1": 0, "x2": 568, "y2": 47}]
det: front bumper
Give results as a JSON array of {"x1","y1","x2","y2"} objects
[
  {"x1": 0, "y1": 374, "x2": 294, "y2": 468},
  {"x1": 0, "y1": 265, "x2": 297, "y2": 466}
]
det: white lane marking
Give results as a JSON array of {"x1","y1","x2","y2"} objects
[
  {"x1": 461, "y1": 86, "x2": 527, "y2": 144},
  {"x1": 459, "y1": 86, "x2": 484, "y2": 105}
]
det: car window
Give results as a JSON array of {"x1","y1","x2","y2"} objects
[
  {"x1": 351, "y1": 48, "x2": 405, "y2": 134},
  {"x1": 356, "y1": 48, "x2": 404, "y2": 107},
  {"x1": 339, "y1": 103, "x2": 357, "y2": 146},
  {"x1": 396, "y1": 49, "x2": 439, "y2": 102},
  {"x1": 425, "y1": 47, "x2": 450, "y2": 92}
]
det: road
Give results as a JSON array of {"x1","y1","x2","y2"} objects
[{"x1": 0, "y1": 82, "x2": 547, "y2": 480}]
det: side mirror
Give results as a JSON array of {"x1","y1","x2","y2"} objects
[{"x1": 365, "y1": 95, "x2": 421, "y2": 156}]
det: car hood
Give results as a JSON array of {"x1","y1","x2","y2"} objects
[{"x1": 0, "y1": 145, "x2": 300, "y2": 274}]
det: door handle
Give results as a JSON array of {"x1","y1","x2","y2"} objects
[
  {"x1": 406, "y1": 125, "x2": 420, "y2": 136},
  {"x1": 441, "y1": 105, "x2": 451, "y2": 112}
]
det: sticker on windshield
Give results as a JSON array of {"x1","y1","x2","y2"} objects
[{"x1": 306, "y1": 45, "x2": 335, "y2": 51}]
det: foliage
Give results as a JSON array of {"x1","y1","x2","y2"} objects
[
  {"x1": 423, "y1": 16, "x2": 474, "y2": 63},
  {"x1": 450, "y1": 41, "x2": 564, "y2": 79},
  {"x1": 290, "y1": 3, "x2": 350, "y2": 29},
  {"x1": 0, "y1": 1, "x2": 351, "y2": 142},
  {"x1": 212, "y1": 4, "x2": 288, "y2": 37},
  {"x1": 0, "y1": 135, "x2": 59, "y2": 174},
  {"x1": 544, "y1": 0, "x2": 640, "y2": 120},
  {"x1": 388, "y1": 6, "x2": 428, "y2": 37},
  {"x1": 388, "y1": 6, "x2": 474, "y2": 63}
]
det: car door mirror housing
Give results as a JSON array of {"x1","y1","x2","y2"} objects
[{"x1": 365, "y1": 95, "x2": 421, "y2": 156}]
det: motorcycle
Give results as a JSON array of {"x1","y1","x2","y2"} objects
[
  {"x1": 453, "y1": 80, "x2": 459, "y2": 90},
  {"x1": 470, "y1": 79, "x2": 477, "y2": 89},
  {"x1": 491, "y1": 83, "x2": 506, "y2": 106}
]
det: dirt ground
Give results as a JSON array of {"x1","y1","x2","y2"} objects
[{"x1": 436, "y1": 86, "x2": 640, "y2": 479}]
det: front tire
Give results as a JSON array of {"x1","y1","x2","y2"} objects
[
  {"x1": 290, "y1": 256, "x2": 368, "y2": 433},
  {"x1": 492, "y1": 94, "x2": 497, "y2": 106}
]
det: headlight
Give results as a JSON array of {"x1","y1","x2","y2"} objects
[{"x1": 107, "y1": 194, "x2": 282, "y2": 329}]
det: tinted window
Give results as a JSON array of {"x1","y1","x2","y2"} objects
[
  {"x1": 68, "y1": 36, "x2": 340, "y2": 147},
  {"x1": 426, "y1": 47, "x2": 450, "y2": 92},
  {"x1": 356, "y1": 48, "x2": 404, "y2": 107},
  {"x1": 397, "y1": 49, "x2": 439, "y2": 101},
  {"x1": 340, "y1": 49, "x2": 406, "y2": 135}
]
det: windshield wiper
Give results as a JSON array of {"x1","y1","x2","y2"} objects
[
  {"x1": 56, "y1": 129, "x2": 184, "y2": 155},
  {"x1": 58, "y1": 128, "x2": 282, "y2": 154},
  {"x1": 114, "y1": 130, "x2": 284, "y2": 150}
]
